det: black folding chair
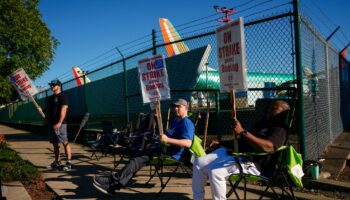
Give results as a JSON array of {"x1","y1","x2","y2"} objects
[
  {"x1": 111, "y1": 113, "x2": 156, "y2": 169},
  {"x1": 87, "y1": 121, "x2": 115, "y2": 160},
  {"x1": 146, "y1": 135, "x2": 206, "y2": 195}
]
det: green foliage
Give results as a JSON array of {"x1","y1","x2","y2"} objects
[
  {"x1": 0, "y1": 0, "x2": 58, "y2": 104},
  {"x1": 0, "y1": 145, "x2": 40, "y2": 183},
  {"x1": 0, "y1": 145, "x2": 19, "y2": 161}
]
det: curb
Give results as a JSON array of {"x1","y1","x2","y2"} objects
[
  {"x1": 1, "y1": 181, "x2": 31, "y2": 200},
  {"x1": 240, "y1": 184, "x2": 334, "y2": 200},
  {"x1": 304, "y1": 178, "x2": 350, "y2": 193},
  {"x1": 44, "y1": 180, "x2": 62, "y2": 200}
]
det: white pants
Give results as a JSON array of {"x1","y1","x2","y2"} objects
[{"x1": 192, "y1": 148, "x2": 260, "y2": 200}]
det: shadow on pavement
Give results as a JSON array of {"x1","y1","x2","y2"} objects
[{"x1": 44, "y1": 159, "x2": 192, "y2": 199}]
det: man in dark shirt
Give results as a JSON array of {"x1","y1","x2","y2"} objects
[
  {"x1": 192, "y1": 100, "x2": 290, "y2": 200},
  {"x1": 38, "y1": 79, "x2": 72, "y2": 171}
]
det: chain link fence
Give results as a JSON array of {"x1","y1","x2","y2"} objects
[
  {"x1": 301, "y1": 17, "x2": 344, "y2": 159},
  {"x1": 0, "y1": 10, "x2": 348, "y2": 160}
]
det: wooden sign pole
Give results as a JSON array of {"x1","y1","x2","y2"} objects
[
  {"x1": 203, "y1": 111, "x2": 209, "y2": 149},
  {"x1": 31, "y1": 96, "x2": 45, "y2": 118},
  {"x1": 230, "y1": 90, "x2": 238, "y2": 152},
  {"x1": 165, "y1": 107, "x2": 171, "y2": 130},
  {"x1": 203, "y1": 91, "x2": 210, "y2": 149},
  {"x1": 155, "y1": 100, "x2": 164, "y2": 135}
]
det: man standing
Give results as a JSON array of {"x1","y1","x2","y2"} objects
[
  {"x1": 39, "y1": 79, "x2": 72, "y2": 171},
  {"x1": 192, "y1": 100, "x2": 290, "y2": 200},
  {"x1": 93, "y1": 98, "x2": 194, "y2": 195}
]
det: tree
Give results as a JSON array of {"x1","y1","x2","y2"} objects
[{"x1": 0, "y1": 0, "x2": 58, "y2": 104}]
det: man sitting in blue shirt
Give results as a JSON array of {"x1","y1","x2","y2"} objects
[{"x1": 93, "y1": 98, "x2": 194, "y2": 195}]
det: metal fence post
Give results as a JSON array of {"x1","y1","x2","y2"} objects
[
  {"x1": 116, "y1": 47, "x2": 129, "y2": 124},
  {"x1": 152, "y1": 29, "x2": 157, "y2": 55},
  {"x1": 83, "y1": 73, "x2": 88, "y2": 114},
  {"x1": 293, "y1": 0, "x2": 306, "y2": 160},
  {"x1": 215, "y1": 91, "x2": 221, "y2": 141},
  {"x1": 325, "y1": 44, "x2": 332, "y2": 143}
]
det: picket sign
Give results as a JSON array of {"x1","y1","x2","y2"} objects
[
  {"x1": 138, "y1": 54, "x2": 170, "y2": 135},
  {"x1": 9, "y1": 68, "x2": 45, "y2": 118},
  {"x1": 216, "y1": 18, "x2": 247, "y2": 152}
]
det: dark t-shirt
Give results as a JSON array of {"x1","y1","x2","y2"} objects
[
  {"x1": 239, "y1": 120, "x2": 287, "y2": 153},
  {"x1": 238, "y1": 113, "x2": 288, "y2": 176},
  {"x1": 47, "y1": 92, "x2": 69, "y2": 124}
]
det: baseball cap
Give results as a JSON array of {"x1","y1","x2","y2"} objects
[
  {"x1": 49, "y1": 79, "x2": 61, "y2": 87},
  {"x1": 172, "y1": 98, "x2": 189, "y2": 108}
]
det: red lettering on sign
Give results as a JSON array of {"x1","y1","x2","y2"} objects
[
  {"x1": 221, "y1": 63, "x2": 239, "y2": 72},
  {"x1": 13, "y1": 74, "x2": 21, "y2": 81},
  {"x1": 141, "y1": 69, "x2": 164, "y2": 81},
  {"x1": 223, "y1": 31, "x2": 231, "y2": 44},
  {"x1": 19, "y1": 84, "x2": 32, "y2": 91},
  {"x1": 218, "y1": 43, "x2": 240, "y2": 59},
  {"x1": 147, "y1": 62, "x2": 156, "y2": 70},
  {"x1": 16, "y1": 76, "x2": 29, "y2": 85},
  {"x1": 145, "y1": 83, "x2": 164, "y2": 91}
]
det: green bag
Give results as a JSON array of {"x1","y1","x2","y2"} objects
[{"x1": 286, "y1": 145, "x2": 304, "y2": 188}]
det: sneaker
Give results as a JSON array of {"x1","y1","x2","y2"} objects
[
  {"x1": 93, "y1": 175, "x2": 110, "y2": 185},
  {"x1": 63, "y1": 161, "x2": 72, "y2": 171},
  {"x1": 93, "y1": 175, "x2": 120, "y2": 195},
  {"x1": 47, "y1": 160, "x2": 61, "y2": 169}
]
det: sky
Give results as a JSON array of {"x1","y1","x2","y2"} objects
[{"x1": 35, "y1": 0, "x2": 350, "y2": 88}]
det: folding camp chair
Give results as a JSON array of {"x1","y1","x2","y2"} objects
[
  {"x1": 111, "y1": 113, "x2": 156, "y2": 169},
  {"x1": 87, "y1": 121, "x2": 116, "y2": 160},
  {"x1": 227, "y1": 145, "x2": 303, "y2": 200},
  {"x1": 226, "y1": 107, "x2": 300, "y2": 200},
  {"x1": 146, "y1": 135, "x2": 206, "y2": 195}
]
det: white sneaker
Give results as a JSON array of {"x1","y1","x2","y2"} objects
[{"x1": 63, "y1": 161, "x2": 72, "y2": 171}]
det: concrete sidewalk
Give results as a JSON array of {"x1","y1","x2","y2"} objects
[
  {"x1": 1, "y1": 181, "x2": 31, "y2": 200},
  {"x1": 0, "y1": 124, "x2": 210, "y2": 199},
  {"x1": 0, "y1": 124, "x2": 348, "y2": 200}
]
